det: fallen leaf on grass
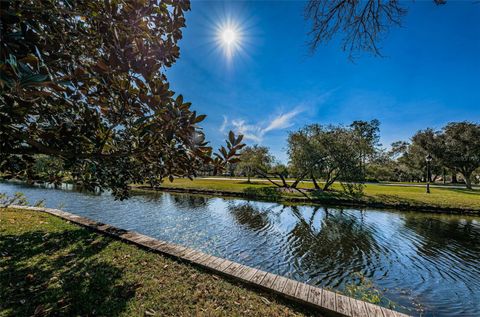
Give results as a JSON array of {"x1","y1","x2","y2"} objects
[
  {"x1": 33, "y1": 305, "x2": 45, "y2": 316},
  {"x1": 25, "y1": 273, "x2": 35, "y2": 282},
  {"x1": 260, "y1": 296, "x2": 271, "y2": 305}
]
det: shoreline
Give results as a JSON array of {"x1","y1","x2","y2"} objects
[{"x1": 134, "y1": 185, "x2": 480, "y2": 215}]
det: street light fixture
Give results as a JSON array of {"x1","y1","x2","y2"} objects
[{"x1": 425, "y1": 154, "x2": 433, "y2": 194}]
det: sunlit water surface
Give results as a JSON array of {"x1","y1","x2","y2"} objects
[{"x1": 1, "y1": 182, "x2": 479, "y2": 316}]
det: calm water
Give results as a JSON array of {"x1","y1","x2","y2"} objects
[{"x1": 1, "y1": 182, "x2": 479, "y2": 316}]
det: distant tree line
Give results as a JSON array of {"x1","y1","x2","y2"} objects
[{"x1": 231, "y1": 121, "x2": 480, "y2": 191}]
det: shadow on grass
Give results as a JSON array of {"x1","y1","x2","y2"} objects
[
  {"x1": 237, "y1": 181, "x2": 270, "y2": 186},
  {"x1": 372, "y1": 194, "x2": 423, "y2": 205},
  {"x1": 309, "y1": 189, "x2": 362, "y2": 201},
  {"x1": 0, "y1": 228, "x2": 136, "y2": 316},
  {"x1": 448, "y1": 188, "x2": 480, "y2": 196}
]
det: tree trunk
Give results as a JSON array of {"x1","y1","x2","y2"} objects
[
  {"x1": 323, "y1": 170, "x2": 337, "y2": 191},
  {"x1": 452, "y1": 173, "x2": 458, "y2": 183},
  {"x1": 463, "y1": 172, "x2": 473, "y2": 189},
  {"x1": 311, "y1": 173, "x2": 321, "y2": 190},
  {"x1": 278, "y1": 174, "x2": 289, "y2": 188},
  {"x1": 291, "y1": 172, "x2": 307, "y2": 189}
]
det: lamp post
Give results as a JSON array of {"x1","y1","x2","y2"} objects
[{"x1": 426, "y1": 154, "x2": 433, "y2": 194}]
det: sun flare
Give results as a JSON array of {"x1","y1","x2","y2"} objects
[
  {"x1": 215, "y1": 21, "x2": 243, "y2": 60},
  {"x1": 221, "y1": 28, "x2": 238, "y2": 46}
]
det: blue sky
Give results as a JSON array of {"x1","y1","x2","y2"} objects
[{"x1": 167, "y1": 1, "x2": 480, "y2": 163}]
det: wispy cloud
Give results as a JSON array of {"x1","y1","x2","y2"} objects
[
  {"x1": 231, "y1": 119, "x2": 263, "y2": 142},
  {"x1": 263, "y1": 109, "x2": 302, "y2": 133},
  {"x1": 222, "y1": 108, "x2": 304, "y2": 143},
  {"x1": 219, "y1": 115, "x2": 228, "y2": 133}
]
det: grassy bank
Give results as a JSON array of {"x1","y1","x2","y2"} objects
[
  {"x1": 0, "y1": 208, "x2": 318, "y2": 317},
  {"x1": 138, "y1": 178, "x2": 480, "y2": 213}
]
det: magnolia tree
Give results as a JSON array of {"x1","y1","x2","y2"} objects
[{"x1": 0, "y1": 0, "x2": 243, "y2": 199}]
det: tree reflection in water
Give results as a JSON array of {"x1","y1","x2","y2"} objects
[
  {"x1": 228, "y1": 202, "x2": 271, "y2": 231},
  {"x1": 287, "y1": 206, "x2": 383, "y2": 288},
  {"x1": 402, "y1": 213, "x2": 480, "y2": 273},
  {"x1": 227, "y1": 201, "x2": 383, "y2": 289},
  {"x1": 169, "y1": 194, "x2": 210, "y2": 210}
]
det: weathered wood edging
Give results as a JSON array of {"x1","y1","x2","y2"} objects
[
  {"x1": 135, "y1": 186, "x2": 480, "y2": 215},
  {"x1": 13, "y1": 205, "x2": 410, "y2": 317}
]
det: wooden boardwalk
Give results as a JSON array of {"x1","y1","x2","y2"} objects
[{"x1": 14, "y1": 205, "x2": 410, "y2": 317}]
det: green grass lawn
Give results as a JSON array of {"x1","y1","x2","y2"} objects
[
  {"x1": 0, "y1": 208, "x2": 318, "y2": 317},
  {"x1": 150, "y1": 178, "x2": 480, "y2": 212}
]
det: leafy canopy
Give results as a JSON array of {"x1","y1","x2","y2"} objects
[
  {"x1": 0, "y1": 0, "x2": 243, "y2": 198},
  {"x1": 235, "y1": 145, "x2": 273, "y2": 182},
  {"x1": 288, "y1": 123, "x2": 368, "y2": 192}
]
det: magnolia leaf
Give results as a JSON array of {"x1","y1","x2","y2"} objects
[
  {"x1": 193, "y1": 114, "x2": 206, "y2": 124},
  {"x1": 228, "y1": 131, "x2": 235, "y2": 144}
]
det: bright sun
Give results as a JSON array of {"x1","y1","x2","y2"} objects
[
  {"x1": 221, "y1": 28, "x2": 238, "y2": 46},
  {"x1": 216, "y1": 22, "x2": 243, "y2": 60}
]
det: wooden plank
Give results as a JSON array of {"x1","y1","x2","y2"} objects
[
  {"x1": 222, "y1": 262, "x2": 243, "y2": 275},
  {"x1": 336, "y1": 293, "x2": 353, "y2": 316},
  {"x1": 205, "y1": 256, "x2": 226, "y2": 270},
  {"x1": 192, "y1": 253, "x2": 211, "y2": 265},
  {"x1": 188, "y1": 250, "x2": 206, "y2": 262},
  {"x1": 217, "y1": 259, "x2": 234, "y2": 272},
  {"x1": 97, "y1": 224, "x2": 111, "y2": 231},
  {"x1": 131, "y1": 233, "x2": 150, "y2": 243},
  {"x1": 191, "y1": 252, "x2": 210, "y2": 264},
  {"x1": 151, "y1": 240, "x2": 168, "y2": 250},
  {"x1": 350, "y1": 298, "x2": 369, "y2": 317},
  {"x1": 381, "y1": 307, "x2": 398, "y2": 317},
  {"x1": 175, "y1": 246, "x2": 191, "y2": 257},
  {"x1": 143, "y1": 238, "x2": 162, "y2": 249},
  {"x1": 153, "y1": 241, "x2": 171, "y2": 253},
  {"x1": 250, "y1": 270, "x2": 268, "y2": 285},
  {"x1": 294, "y1": 282, "x2": 312, "y2": 303},
  {"x1": 160, "y1": 243, "x2": 182, "y2": 255},
  {"x1": 200, "y1": 255, "x2": 219, "y2": 268},
  {"x1": 282, "y1": 279, "x2": 299, "y2": 297},
  {"x1": 382, "y1": 307, "x2": 409, "y2": 317},
  {"x1": 231, "y1": 265, "x2": 250, "y2": 278},
  {"x1": 169, "y1": 245, "x2": 187, "y2": 256},
  {"x1": 364, "y1": 302, "x2": 386, "y2": 317},
  {"x1": 126, "y1": 232, "x2": 141, "y2": 242},
  {"x1": 393, "y1": 311, "x2": 411, "y2": 317},
  {"x1": 258, "y1": 273, "x2": 278, "y2": 289},
  {"x1": 271, "y1": 275, "x2": 289, "y2": 293},
  {"x1": 308, "y1": 287, "x2": 323, "y2": 306},
  {"x1": 182, "y1": 248, "x2": 200, "y2": 260},
  {"x1": 120, "y1": 232, "x2": 137, "y2": 241},
  {"x1": 235, "y1": 266, "x2": 258, "y2": 282},
  {"x1": 321, "y1": 290, "x2": 336, "y2": 312}
]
